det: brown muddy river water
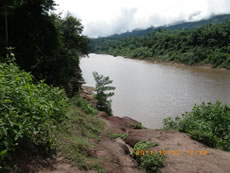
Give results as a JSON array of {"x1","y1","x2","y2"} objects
[{"x1": 80, "y1": 54, "x2": 230, "y2": 129}]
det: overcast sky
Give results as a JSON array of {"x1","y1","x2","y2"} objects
[{"x1": 54, "y1": 0, "x2": 230, "y2": 38}]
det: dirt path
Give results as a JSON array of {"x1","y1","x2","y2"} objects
[{"x1": 92, "y1": 112, "x2": 144, "y2": 173}]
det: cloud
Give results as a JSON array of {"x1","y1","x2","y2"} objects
[
  {"x1": 54, "y1": 0, "x2": 230, "y2": 38},
  {"x1": 85, "y1": 8, "x2": 137, "y2": 38},
  {"x1": 206, "y1": 0, "x2": 230, "y2": 14}
]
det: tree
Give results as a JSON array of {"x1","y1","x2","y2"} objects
[
  {"x1": 93, "y1": 72, "x2": 115, "y2": 115},
  {"x1": 0, "y1": 0, "x2": 57, "y2": 69},
  {"x1": 0, "y1": 0, "x2": 17, "y2": 47},
  {"x1": 0, "y1": 2, "x2": 90, "y2": 97},
  {"x1": 48, "y1": 13, "x2": 89, "y2": 97}
]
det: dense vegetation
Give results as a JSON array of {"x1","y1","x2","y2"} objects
[
  {"x1": 0, "y1": 0, "x2": 89, "y2": 96},
  {"x1": 0, "y1": 0, "x2": 94, "y2": 170},
  {"x1": 163, "y1": 102, "x2": 230, "y2": 151},
  {"x1": 0, "y1": 61, "x2": 68, "y2": 169},
  {"x1": 91, "y1": 18, "x2": 230, "y2": 69},
  {"x1": 0, "y1": 60, "x2": 105, "y2": 172}
]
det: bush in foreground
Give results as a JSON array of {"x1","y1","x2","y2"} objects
[
  {"x1": 163, "y1": 102, "x2": 230, "y2": 151},
  {"x1": 132, "y1": 141, "x2": 165, "y2": 173},
  {"x1": 0, "y1": 62, "x2": 68, "y2": 164}
]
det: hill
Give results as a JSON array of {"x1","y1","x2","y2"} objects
[{"x1": 107, "y1": 14, "x2": 230, "y2": 39}]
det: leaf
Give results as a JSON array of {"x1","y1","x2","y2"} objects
[{"x1": 0, "y1": 150, "x2": 7, "y2": 157}]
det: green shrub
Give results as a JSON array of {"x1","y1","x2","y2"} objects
[
  {"x1": 129, "y1": 122, "x2": 146, "y2": 129},
  {"x1": 108, "y1": 133, "x2": 127, "y2": 140},
  {"x1": 71, "y1": 96, "x2": 98, "y2": 115},
  {"x1": 0, "y1": 62, "x2": 68, "y2": 163},
  {"x1": 163, "y1": 102, "x2": 230, "y2": 151},
  {"x1": 162, "y1": 116, "x2": 181, "y2": 130},
  {"x1": 132, "y1": 141, "x2": 164, "y2": 173}
]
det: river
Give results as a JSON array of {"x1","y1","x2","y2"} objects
[{"x1": 80, "y1": 54, "x2": 230, "y2": 129}]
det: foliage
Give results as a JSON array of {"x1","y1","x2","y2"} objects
[
  {"x1": 108, "y1": 133, "x2": 128, "y2": 140},
  {"x1": 93, "y1": 72, "x2": 115, "y2": 115},
  {"x1": 162, "y1": 116, "x2": 181, "y2": 131},
  {"x1": 132, "y1": 141, "x2": 159, "y2": 156},
  {"x1": 47, "y1": 13, "x2": 89, "y2": 97},
  {"x1": 129, "y1": 122, "x2": 146, "y2": 129},
  {"x1": 90, "y1": 19, "x2": 230, "y2": 69},
  {"x1": 163, "y1": 102, "x2": 230, "y2": 151},
  {"x1": 0, "y1": 62, "x2": 68, "y2": 165},
  {"x1": 0, "y1": 1, "x2": 89, "y2": 97},
  {"x1": 71, "y1": 95, "x2": 98, "y2": 115},
  {"x1": 132, "y1": 141, "x2": 164, "y2": 173},
  {"x1": 55, "y1": 105, "x2": 104, "y2": 171}
]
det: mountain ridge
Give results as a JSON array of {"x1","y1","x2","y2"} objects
[{"x1": 102, "y1": 14, "x2": 230, "y2": 39}]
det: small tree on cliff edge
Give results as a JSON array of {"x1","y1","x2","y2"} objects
[{"x1": 93, "y1": 72, "x2": 115, "y2": 115}]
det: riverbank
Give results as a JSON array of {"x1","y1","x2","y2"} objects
[
  {"x1": 86, "y1": 87, "x2": 230, "y2": 173},
  {"x1": 29, "y1": 87, "x2": 230, "y2": 173},
  {"x1": 115, "y1": 54, "x2": 229, "y2": 71},
  {"x1": 92, "y1": 52, "x2": 230, "y2": 72},
  {"x1": 96, "y1": 113, "x2": 230, "y2": 173},
  {"x1": 17, "y1": 111, "x2": 230, "y2": 173},
  {"x1": 34, "y1": 112, "x2": 230, "y2": 173}
]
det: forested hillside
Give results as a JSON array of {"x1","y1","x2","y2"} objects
[
  {"x1": 91, "y1": 19, "x2": 230, "y2": 69},
  {"x1": 107, "y1": 14, "x2": 230, "y2": 39}
]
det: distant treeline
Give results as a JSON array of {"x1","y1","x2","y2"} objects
[{"x1": 91, "y1": 20, "x2": 230, "y2": 69}]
